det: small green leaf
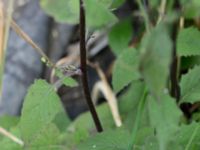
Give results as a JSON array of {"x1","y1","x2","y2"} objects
[
  {"x1": 177, "y1": 27, "x2": 200, "y2": 56},
  {"x1": 148, "y1": 94, "x2": 182, "y2": 150},
  {"x1": 112, "y1": 48, "x2": 140, "y2": 93},
  {"x1": 19, "y1": 80, "x2": 67, "y2": 143},
  {"x1": 109, "y1": 20, "x2": 132, "y2": 55},
  {"x1": 77, "y1": 129, "x2": 131, "y2": 150},
  {"x1": 139, "y1": 25, "x2": 172, "y2": 98},
  {"x1": 55, "y1": 69, "x2": 78, "y2": 87},
  {"x1": 182, "y1": 0, "x2": 200, "y2": 19},
  {"x1": 180, "y1": 66, "x2": 200, "y2": 103}
]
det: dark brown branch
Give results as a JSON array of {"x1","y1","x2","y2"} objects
[
  {"x1": 79, "y1": 0, "x2": 103, "y2": 132},
  {"x1": 170, "y1": 1, "x2": 181, "y2": 101}
]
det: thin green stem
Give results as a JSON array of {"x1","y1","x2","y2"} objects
[
  {"x1": 128, "y1": 87, "x2": 148, "y2": 150},
  {"x1": 136, "y1": 0, "x2": 150, "y2": 32}
]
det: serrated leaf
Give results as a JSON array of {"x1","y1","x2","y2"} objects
[
  {"x1": 148, "y1": 94, "x2": 182, "y2": 150},
  {"x1": 180, "y1": 66, "x2": 200, "y2": 103},
  {"x1": 108, "y1": 20, "x2": 132, "y2": 55},
  {"x1": 112, "y1": 48, "x2": 140, "y2": 93},
  {"x1": 139, "y1": 25, "x2": 172, "y2": 98},
  {"x1": 177, "y1": 27, "x2": 200, "y2": 56},
  {"x1": 19, "y1": 80, "x2": 67, "y2": 143},
  {"x1": 77, "y1": 129, "x2": 130, "y2": 150},
  {"x1": 40, "y1": 0, "x2": 117, "y2": 28}
]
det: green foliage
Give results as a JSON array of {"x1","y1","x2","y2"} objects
[
  {"x1": 112, "y1": 48, "x2": 140, "y2": 93},
  {"x1": 77, "y1": 129, "x2": 131, "y2": 150},
  {"x1": 180, "y1": 66, "x2": 200, "y2": 104},
  {"x1": 148, "y1": 94, "x2": 182, "y2": 149},
  {"x1": 19, "y1": 80, "x2": 69, "y2": 143},
  {"x1": 108, "y1": 20, "x2": 133, "y2": 55},
  {"x1": 3, "y1": 1, "x2": 200, "y2": 150},
  {"x1": 139, "y1": 25, "x2": 172, "y2": 98},
  {"x1": 40, "y1": 0, "x2": 117, "y2": 28},
  {"x1": 177, "y1": 27, "x2": 200, "y2": 56}
]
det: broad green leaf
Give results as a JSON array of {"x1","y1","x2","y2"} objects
[
  {"x1": 27, "y1": 124, "x2": 64, "y2": 150},
  {"x1": 175, "y1": 122, "x2": 200, "y2": 150},
  {"x1": 108, "y1": 20, "x2": 132, "y2": 55},
  {"x1": 180, "y1": 66, "x2": 200, "y2": 103},
  {"x1": 85, "y1": 0, "x2": 118, "y2": 28},
  {"x1": 40, "y1": 0, "x2": 117, "y2": 28},
  {"x1": 148, "y1": 94, "x2": 182, "y2": 150},
  {"x1": 77, "y1": 129, "x2": 131, "y2": 150},
  {"x1": 40, "y1": 0, "x2": 79, "y2": 24},
  {"x1": 139, "y1": 25, "x2": 172, "y2": 98},
  {"x1": 19, "y1": 80, "x2": 67, "y2": 143},
  {"x1": 112, "y1": 48, "x2": 140, "y2": 93},
  {"x1": 177, "y1": 27, "x2": 200, "y2": 56},
  {"x1": 0, "y1": 116, "x2": 19, "y2": 130}
]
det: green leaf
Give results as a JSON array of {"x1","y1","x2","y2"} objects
[
  {"x1": 139, "y1": 25, "x2": 172, "y2": 98},
  {"x1": 77, "y1": 129, "x2": 131, "y2": 150},
  {"x1": 112, "y1": 48, "x2": 140, "y2": 93},
  {"x1": 0, "y1": 116, "x2": 19, "y2": 130},
  {"x1": 40, "y1": 0, "x2": 117, "y2": 28},
  {"x1": 0, "y1": 127, "x2": 22, "y2": 150},
  {"x1": 177, "y1": 27, "x2": 200, "y2": 56},
  {"x1": 55, "y1": 69, "x2": 78, "y2": 87},
  {"x1": 19, "y1": 80, "x2": 67, "y2": 143},
  {"x1": 148, "y1": 94, "x2": 182, "y2": 150},
  {"x1": 40, "y1": 0, "x2": 79, "y2": 24},
  {"x1": 110, "y1": 0, "x2": 125, "y2": 8},
  {"x1": 181, "y1": 56, "x2": 200, "y2": 70},
  {"x1": 85, "y1": 0, "x2": 118, "y2": 28},
  {"x1": 182, "y1": 0, "x2": 200, "y2": 19},
  {"x1": 108, "y1": 20, "x2": 132, "y2": 55},
  {"x1": 175, "y1": 122, "x2": 200, "y2": 150},
  {"x1": 180, "y1": 66, "x2": 200, "y2": 103},
  {"x1": 27, "y1": 124, "x2": 64, "y2": 150}
]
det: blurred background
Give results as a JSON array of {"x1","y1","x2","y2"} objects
[{"x1": 0, "y1": 0, "x2": 136, "y2": 119}]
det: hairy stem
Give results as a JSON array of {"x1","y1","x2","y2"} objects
[{"x1": 79, "y1": 0, "x2": 103, "y2": 132}]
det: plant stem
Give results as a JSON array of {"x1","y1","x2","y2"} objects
[
  {"x1": 136, "y1": 0, "x2": 150, "y2": 33},
  {"x1": 170, "y1": 1, "x2": 181, "y2": 101},
  {"x1": 79, "y1": 0, "x2": 103, "y2": 132},
  {"x1": 128, "y1": 87, "x2": 148, "y2": 150}
]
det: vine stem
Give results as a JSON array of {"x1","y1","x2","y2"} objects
[
  {"x1": 128, "y1": 87, "x2": 148, "y2": 150},
  {"x1": 79, "y1": 0, "x2": 103, "y2": 132}
]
